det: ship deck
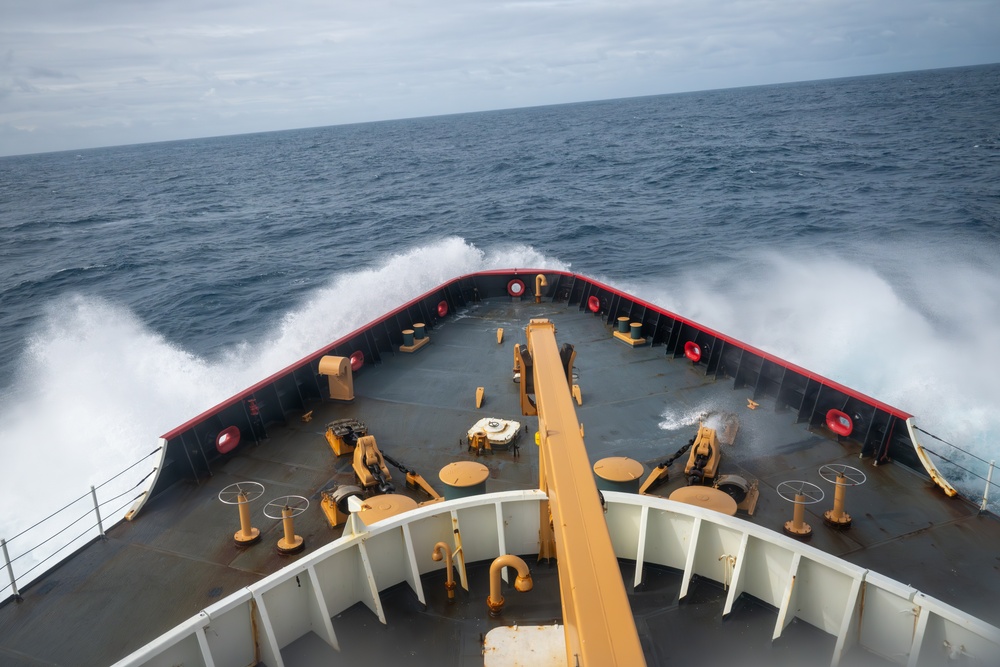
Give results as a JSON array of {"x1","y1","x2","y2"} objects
[{"x1": 1, "y1": 296, "x2": 998, "y2": 667}]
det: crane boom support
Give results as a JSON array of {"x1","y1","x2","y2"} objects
[{"x1": 525, "y1": 319, "x2": 646, "y2": 666}]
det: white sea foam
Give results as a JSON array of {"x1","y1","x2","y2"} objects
[
  {"x1": 2, "y1": 237, "x2": 997, "y2": 589},
  {"x1": 0, "y1": 238, "x2": 567, "y2": 588},
  {"x1": 632, "y1": 245, "x2": 1000, "y2": 505}
]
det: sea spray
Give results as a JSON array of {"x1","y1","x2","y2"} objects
[{"x1": 0, "y1": 239, "x2": 568, "y2": 588}]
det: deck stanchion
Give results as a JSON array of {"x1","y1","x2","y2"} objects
[
  {"x1": 219, "y1": 482, "x2": 266, "y2": 546},
  {"x1": 1, "y1": 538, "x2": 20, "y2": 602},
  {"x1": 818, "y1": 464, "x2": 866, "y2": 530},
  {"x1": 263, "y1": 495, "x2": 309, "y2": 554},
  {"x1": 982, "y1": 460, "x2": 995, "y2": 512},
  {"x1": 776, "y1": 480, "x2": 824, "y2": 539},
  {"x1": 90, "y1": 486, "x2": 105, "y2": 539}
]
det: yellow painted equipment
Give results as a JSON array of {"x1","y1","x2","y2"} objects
[
  {"x1": 638, "y1": 464, "x2": 670, "y2": 496},
  {"x1": 786, "y1": 494, "x2": 813, "y2": 537},
  {"x1": 263, "y1": 495, "x2": 309, "y2": 555},
  {"x1": 684, "y1": 425, "x2": 721, "y2": 484},
  {"x1": 668, "y1": 486, "x2": 738, "y2": 515},
  {"x1": 496, "y1": 327, "x2": 504, "y2": 344},
  {"x1": 400, "y1": 323, "x2": 431, "y2": 353},
  {"x1": 319, "y1": 485, "x2": 363, "y2": 528},
  {"x1": 407, "y1": 472, "x2": 444, "y2": 503},
  {"x1": 820, "y1": 464, "x2": 867, "y2": 530},
  {"x1": 318, "y1": 355, "x2": 354, "y2": 401},
  {"x1": 432, "y1": 542, "x2": 458, "y2": 600},
  {"x1": 487, "y1": 554, "x2": 533, "y2": 616},
  {"x1": 716, "y1": 474, "x2": 760, "y2": 515},
  {"x1": 512, "y1": 342, "x2": 522, "y2": 383},
  {"x1": 380, "y1": 451, "x2": 444, "y2": 504},
  {"x1": 467, "y1": 417, "x2": 522, "y2": 453},
  {"x1": 612, "y1": 317, "x2": 647, "y2": 346},
  {"x1": 520, "y1": 318, "x2": 645, "y2": 665},
  {"x1": 515, "y1": 334, "x2": 575, "y2": 417},
  {"x1": 439, "y1": 461, "x2": 489, "y2": 499},
  {"x1": 276, "y1": 506, "x2": 304, "y2": 553},
  {"x1": 218, "y1": 481, "x2": 265, "y2": 547},
  {"x1": 234, "y1": 494, "x2": 259, "y2": 546},
  {"x1": 353, "y1": 435, "x2": 394, "y2": 494},
  {"x1": 357, "y1": 493, "x2": 418, "y2": 525},
  {"x1": 475, "y1": 386, "x2": 485, "y2": 408},
  {"x1": 534, "y1": 274, "x2": 547, "y2": 304},
  {"x1": 468, "y1": 429, "x2": 491, "y2": 454},
  {"x1": 324, "y1": 418, "x2": 367, "y2": 457},
  {"x1": 777, "y1": 480, "x2": 824, "y2": 539}
]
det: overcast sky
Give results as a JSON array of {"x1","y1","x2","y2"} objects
[{"x1": 2, "y1": 0, "x2": 998, "y2": 156}]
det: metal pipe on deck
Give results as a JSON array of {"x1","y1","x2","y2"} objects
[
  {"x1": 534, "y1": 274, "x2": 547, "y2": 303},
  {"x1": 487, "y1": 554, "x2": 532, "y2": 616},
  {"x1": 432, "y1": 542, "x2": 456, "y2": 600}
]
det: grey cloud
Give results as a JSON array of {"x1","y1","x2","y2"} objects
[{"x1": 1, "y1": 0, "x2": 998, "y2": 156}]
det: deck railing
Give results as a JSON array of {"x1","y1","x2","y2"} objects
[
  {"x1": 0, "y1": 447, "x2": 161, "y2": 602},
  {"x1": 913, "y1": 425, "x2": 998, "y2": 512},
  {"x1": 110, "y1": 490, "x2": 1000, "y2": 667}
]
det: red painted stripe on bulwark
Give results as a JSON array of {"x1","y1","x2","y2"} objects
[{"x1": 161, "y1": 269, "x2": 910, "y2": 440}]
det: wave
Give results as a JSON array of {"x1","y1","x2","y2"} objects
[
  {"x1": 626, "y1": 243, "x2": 1000, "y2": 493},
  {"x1": 0, "y1": 238, "x2": 568, "y2": 585},
  {"x1": 2, "y1": 236, "x2": 998, "y2": 585}
]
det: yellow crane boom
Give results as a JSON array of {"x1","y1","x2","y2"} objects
[{"x1": 521, "y1": 318, "x2": 646, "y2": 666}]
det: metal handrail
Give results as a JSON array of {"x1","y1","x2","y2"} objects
[
  {"x1": 914, "y1": 426, "x2": 993, "y2": 466},
  {"x1": 1, "y1": 447, "x2": 161, "y2": 601},
  {"x1": 915, "y1": 427, "x2": 997, "y2": 512}
]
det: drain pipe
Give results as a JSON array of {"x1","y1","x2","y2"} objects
[
  {"x1": 431, "y1": 542, "x2": 456, "y2": 600},
  {"x1": 487, "y1": 554, "x2": 533, "y2": 616},
  {"x1": 534, "y1": 274, "x2": 547, "y2": 304}
]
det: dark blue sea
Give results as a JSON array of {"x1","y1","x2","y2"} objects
[{"x1": 1, "y1": 64, "x2": 998, "y2": 580}]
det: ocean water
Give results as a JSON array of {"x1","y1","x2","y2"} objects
[{"x1": 1, "y1": 64, "x2": 998, "y2": 586}]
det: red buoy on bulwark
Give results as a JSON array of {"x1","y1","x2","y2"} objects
[
  {"x1": 216, "y1": 426, "x2": 241, "y2": 454},
  {"x1": 350, "y1": 351, "x2": 365, "y2": 372},
  {"x1": 684, "y1": 341, "x2": 702, "y2": 363},
  {"x1": 587, "y1": 296, "x2": 600, "y2": 313},
  {"x1": 826, "y1": 409, "x2": 853, "y2": 437}
]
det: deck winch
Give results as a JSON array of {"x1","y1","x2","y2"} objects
[
  {"x1": 324, "y1": 418, "x2": 367, "y2": 456},
  {"x1": 320, "y1": 485, "x2": 363, "y2": 528}
]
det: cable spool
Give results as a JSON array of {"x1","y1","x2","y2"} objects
[
  {"x1": 331, "y1": 485, "x2": 364, "y2": 515},
  {"x1": 716, "y1": 474, "x2": 750, "y2": 504}
]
